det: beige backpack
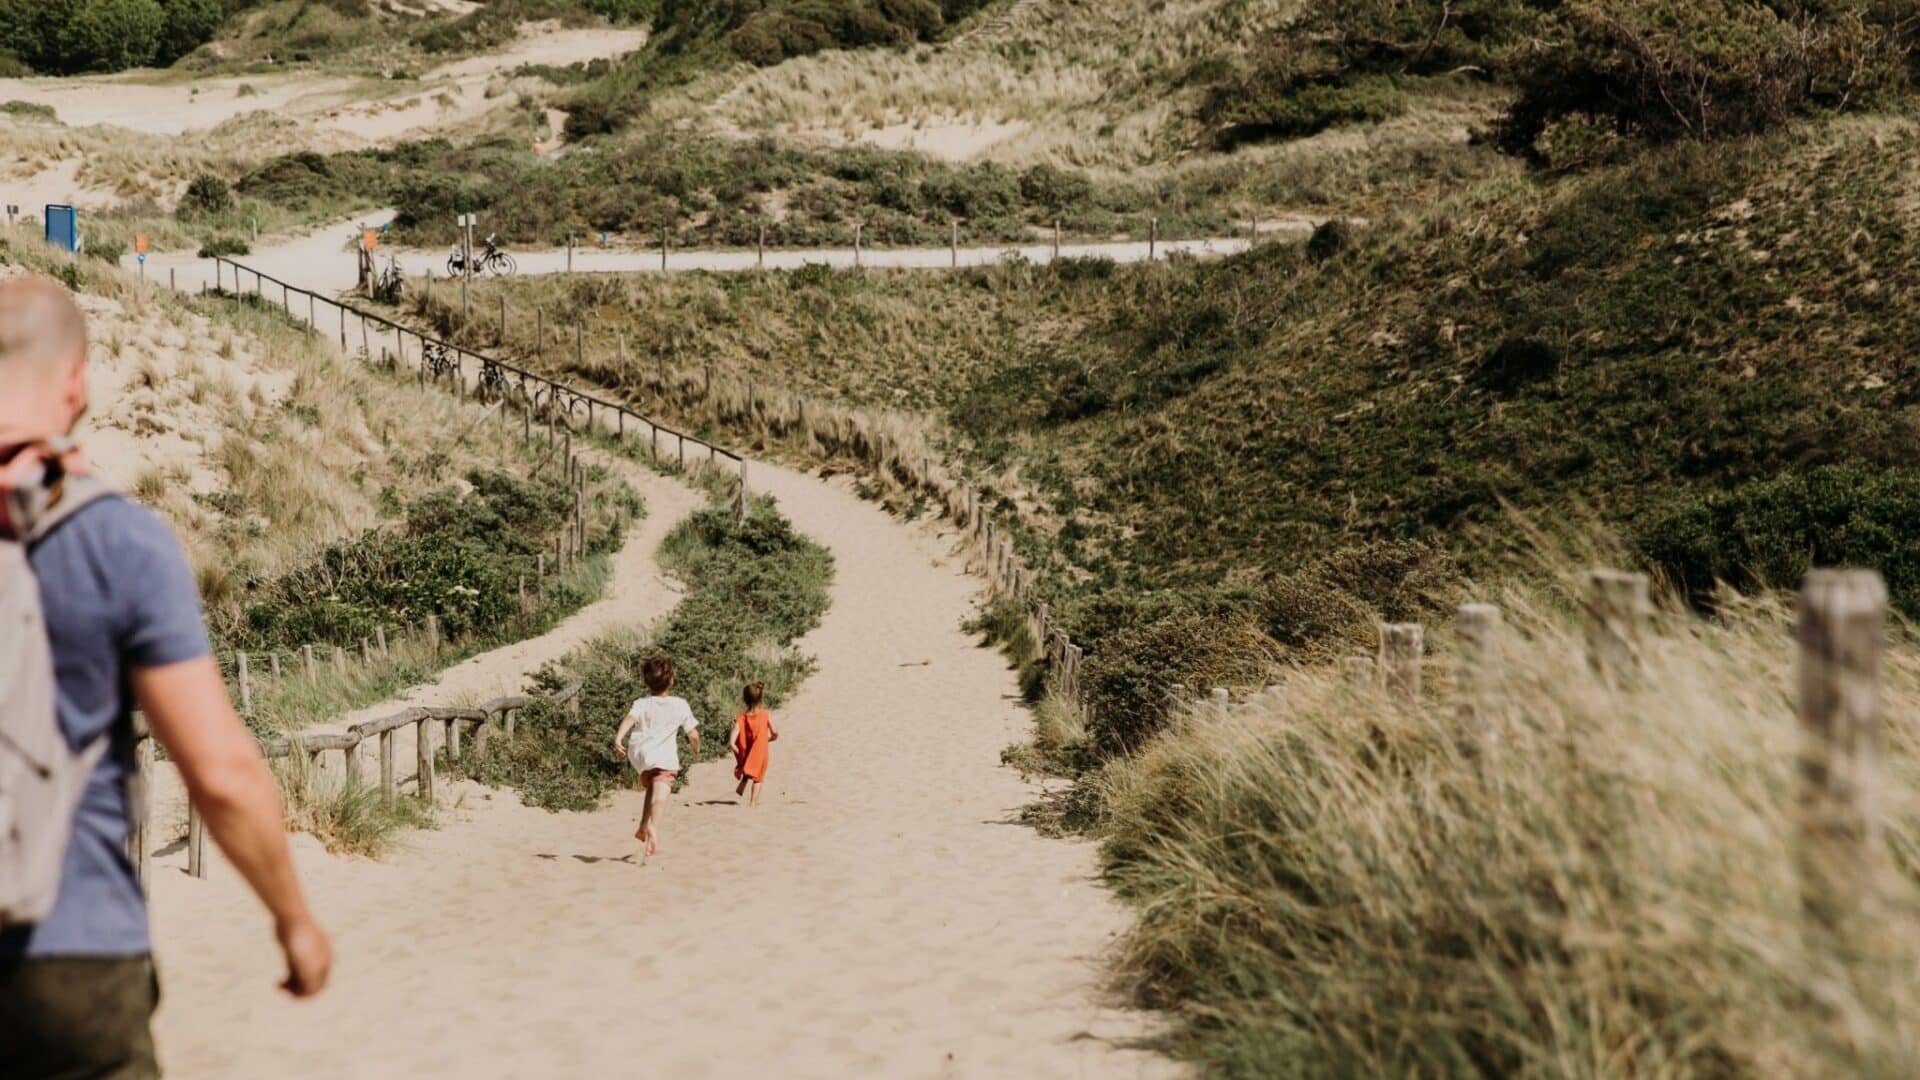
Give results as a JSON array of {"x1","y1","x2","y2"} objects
[{"x1": 0, "y1": 468, "x2": 115, "y2": 927}]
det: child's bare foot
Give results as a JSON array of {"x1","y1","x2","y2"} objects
[{"x1": 633, "y1": 823, "x2": 647, "y2": 842}]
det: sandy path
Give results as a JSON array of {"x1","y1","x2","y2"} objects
[
  {"x1": 148, "y1": 457, "x2": 1176, "y2": 1076},
  {"x1": 143, "y1": 207, "x2": 1312, "y2": 291}
]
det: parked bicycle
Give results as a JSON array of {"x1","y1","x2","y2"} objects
[
  {"x1": 422, "y1": 340, "x2": 457, "y2": 380},
  {"x1": 372, "y1": 254, "x2": 405, "y2": 303},
  {"x1": 447, "y1": 233, "x2": 516, "y2": 277},
  {"x1": 479, "y1": 359, "x2": 508, "y2": 401}
]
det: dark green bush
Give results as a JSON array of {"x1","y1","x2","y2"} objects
[
  {"x1": 1638, "y1": 466, "x2": 1920, "y2": 618},
  {"x1": 455, "y1": 493, "x2": 833, "y2": 809},
  {"x1": 196, "y1": 235, "x2": 250, "y2": 257},
  {"x1": 238, "y1": 468, "x2": 591, "y2": 647},
  {"x1": 177, "y1": 173, "x2": 233, "y2": 218},
  {"x1": 1083, "y1": 611, "x2": 1279, "y2": 757},
  {"x1": 0, "y1": 0, "x2": 230, "y2": 73}
]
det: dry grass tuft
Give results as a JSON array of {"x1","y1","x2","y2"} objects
[{"x1": 1098, "y1": 571, "x2": 1920, "y2": 1075}]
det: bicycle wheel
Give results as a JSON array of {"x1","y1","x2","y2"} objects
[{"x1": 485, "y1": 251, "x2": 516, "y2": 276}]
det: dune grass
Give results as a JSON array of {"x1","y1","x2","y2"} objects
[{"x1": 1093, "y1": 561, "x2": 1920, "y2": 1076}]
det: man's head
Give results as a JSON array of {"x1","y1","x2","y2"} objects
[{"x1": 0, "y1": 276, "x2": 88, "y2": 440}]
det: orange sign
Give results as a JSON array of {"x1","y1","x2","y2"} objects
[
  {"x1": 134, "y1": 234, "x2": 148, "y2": 254},
  {"x1": 362, "y1": 229, "x2": 378, "y2": 252}
]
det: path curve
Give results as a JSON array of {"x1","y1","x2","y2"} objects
[{"x1": 145, "y1": 275, "x2": 1179, "y2": 1076}]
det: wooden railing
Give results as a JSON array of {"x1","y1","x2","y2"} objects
[
  {"x1": 206, "y1": 256, "x2": 745, "y2": 474},
  {"x1": 132, "y1": 681, "x2": 583, "y2": 886}
]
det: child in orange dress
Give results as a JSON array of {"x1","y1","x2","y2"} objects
[{"x1": 730, "y1": 681, "x2": 778, "y2": 806}]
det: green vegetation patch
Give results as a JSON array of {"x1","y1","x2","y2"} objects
[
  {"x1": 453, "y1": 488, "x2": 832, "y2": 810},
  {"x1": 234, "y1": 465, "x2": 638, "y2": 649}
]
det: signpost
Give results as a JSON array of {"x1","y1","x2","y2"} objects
[
  {"x1": 44, "y1": 205, "x2": 77, "y2": 254},
  {"x1": 135, "y1": 234, "x2": 148, "y2": 278},
  {"x1": 5, "y1": 205, "x2": 16, "y2": 228}
]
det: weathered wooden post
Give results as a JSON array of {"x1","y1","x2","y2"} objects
[
  {"x1": 360, "y1": 637, "x2": 373, "y2": 666},
  {"x1": 376, "y1": 624, "x2": 389, "y2": 658},
  {"x1": 187, "y1": 804, "x2": 206, "y2": 878},
  {"x1": 129, "y1": 718, "x2": 151, "y2": 892},
  {"x1": 449, "y1": 718, "x2": 463, "y2": 760},
  {"x1": 1585, "y1": 569, "x2": 1650, "y2": 681},
  {"x1": 416, "y1": 718, "x2": 435, "y2": 802},
  {"x1": 1380, "y1": 623, "x2": 1423, "y2": 700},
  {"x1": 950, "y1": 220, "x2": 958, "y2": 267},
  {"x1": 1053, "y1": 220, "x2": 1061, "y2": 262},
  {"x1": 236, "y1": 651, "x2": 253, "y2": 717},
  {"x1": 757, "y1": 222, "x2": 765, "y2": 269},
  {"x1": 1456, "y1": 603, "x2": 1502, "y2": 743},
  {"x1": 1149, "y1": 217, "x2": 1158, "y2": 260},
  {"x1": 379, "y1": 728, "x2": 396, "y2": 802},
  {"x1": 853, "y1": 222, "x2": 862, "y2": 268},
  {"x1": 425, "y1": 614, "x2": 441, "y2": 652},
  {"x1": 332, "y1": 645, "x2": 346, "y2": 674},
  {"x1": 342, "y1": 735, "x2": 361, "y2": 787},
  {"x1": 1797, "y1": 569, "x2": 1887, "y2": 941},
  {"x1": 537, "y1": 552, "x2": 546, "y2": 578},
  {"x1": 302, "y1": 644, "x2": 317, "y2": 681},
  {"x1": 269, "y1": 651, "x2": 282, "y2": 679}
]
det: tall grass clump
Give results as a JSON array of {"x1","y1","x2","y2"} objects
[
  {"x1": 1095, "y1": 572, "x2": 1920, "y2": 1076},
  {"x1": 454, "y1": 488, "x2": 833, "y2": 809},
  {"x1": 274, "y1": 754, "x2": 436, "y2": 857}
]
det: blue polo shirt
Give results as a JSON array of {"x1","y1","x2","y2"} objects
[{"x1": 1, "y1": 496, "x2": 209, "y2": 958}]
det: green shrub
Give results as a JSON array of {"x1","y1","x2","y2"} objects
[
  {"x1": 1498, "y1": 0, "x2": 1918, "y2": 155},
  {"x1": 1638, "y1": 466, "x2": 1920, "y2": 618},
  {"x1": 196, "y1": 235, "x2": 250, "y2": 257},
  {"x1": 238, "y1": 468, "x2": 593, "y2": 647},
  {"x1": 455, "y1": 492, "x2": 832, "y2": 809},
  {"x1": 61, "y1": 0, "x2": 165, "y2": 72},
  {"x1": 0, "y1": 99, "x2": 57, "y2": 122},
  {"x1": 178, "y1": 173, "x2": 233, "y2": 219},
  {"x1": 1083, "y1": 611, "x2": 1279, "y2": 756},
  {"x1": 83, "y1": 237, "x2": 126, "y2": 264}
]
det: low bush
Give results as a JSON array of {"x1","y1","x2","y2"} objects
[
  {"x1": 236, "y1": 467, "x2": 626, "y2": 648},
  {"x1": 1638, "y1": 465, "x2": 1920, "y2": 619},
  {"x1": 195, "y1": 235, "x2": 250, "y2": 257},
  {"x1": 454, "y1": 491, "x2": 833, "y2": 810},
  {"x1": 177, "y1": 173, "x2": 233, "y2": 218}
]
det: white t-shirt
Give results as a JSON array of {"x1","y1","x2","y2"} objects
[{"x1": 624, "y1": 695, "x2": 698, "y2": 773}]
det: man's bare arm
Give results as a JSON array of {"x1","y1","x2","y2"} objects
[{"x1": 133, "y1": 656, "x2": 332, "y2": 997}]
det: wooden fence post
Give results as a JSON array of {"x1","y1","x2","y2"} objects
[
  {"x1": 449, "y1": 719, "x2": 463, "y2": 760},
  {"x1": 416, "y1": 719, "x2": 435, "y2": 802},
  {"x1": 360, "y1": 637, "x2": 373, "y2": 666},
  {"x1": 379, "y1": 729, "x2": 396, "y2": 803},
  {"x1": 187, "y1": 805, "x2": 205, "y2": 878},
  {"x1": 1586, "y1": 569, "x2": 1650, "y2": 681},
  {"x1": 426, "y1": 614, "x2": 441, "y2": 652},
  {"x1": 331, "y1": 645, "x2": 346, "y2": 674},
  {"x1": 270, "y1": 651, "x2": 282, "y2": 679},
  {"x1": 236, "y1": 651, "x2": 252, "y2": 717},
  {"x1": 1456, "y1": 603, "x2": 1502, "y2": 743},
  {"x1": 1797, "y1": 569, "x2": 1887, "y2": 940},
  {"x1": 376, "y1": 624, "x2": 389, "y2": 658},
  {"x1": 129, "y1": 720, "x2": 151, "y2": 893},
  {"x1": 303, "y1": 644, "x2": 317, "y2": 681},
  {"x1": 342, "y1": 737, "x2": 360, "y2": 787},
  {"x1": 1379, "y1": 623, "x2": 1423, "y2": 700}
]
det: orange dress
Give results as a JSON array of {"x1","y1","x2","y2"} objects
[{"x1": 732, "y1": 708, "x2": 774, "y2": 782}]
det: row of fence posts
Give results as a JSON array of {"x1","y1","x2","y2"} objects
[{"x1": 137, "y1": 679, "x2": 584, "y2": 887}]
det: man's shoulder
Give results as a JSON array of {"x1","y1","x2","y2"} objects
[{"x1": 45, "y1": 493, "x2": 179, "y2": 557}]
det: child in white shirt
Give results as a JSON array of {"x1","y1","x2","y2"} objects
[{"x1": 612, "y1": 655, "x2": 700, "y2": 856}]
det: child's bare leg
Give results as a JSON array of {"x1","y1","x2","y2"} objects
[
  {"x1": 735, "y1": 776, "x2": 749, "y2": 797},
  {"x1": 644, "y1": 776, "x2": 671, "y2": 854},
  {"x1": 749, "y1": 779, "x2": 762, "y2": 806},
  {"x1": 635, "y1": 780, "x2": 655, "y2": 842}
]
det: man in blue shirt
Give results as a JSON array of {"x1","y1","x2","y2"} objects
[{"x1": 0, "y1": 276, "x2": 332, "y2": 1077}]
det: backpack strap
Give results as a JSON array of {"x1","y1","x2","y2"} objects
[{"x1": 25, "y1": 473, "x2": 116, "y2": 546}]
